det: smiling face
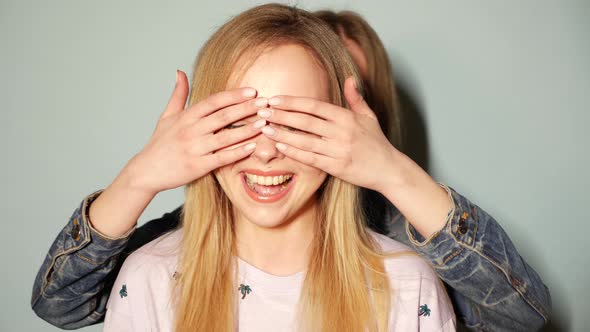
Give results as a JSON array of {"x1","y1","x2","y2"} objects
[{"x1": 214, "y1": 44, "x2": 330, "y2": 230}]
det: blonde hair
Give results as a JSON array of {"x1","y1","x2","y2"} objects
[
  {"x1": 175, "y1": 4, "x2": 392, "y2": 332},
  {"x1": 314, "y1": 10, "x2": 403, "y2": 150}
]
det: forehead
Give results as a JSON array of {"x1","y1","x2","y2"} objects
[{"x1": 229, "y1": 44, "x2": 330, "y2": 101}]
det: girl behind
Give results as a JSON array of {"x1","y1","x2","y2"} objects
[{"x1": 104, "y1": 4, "x2": 455, "y2": 332}]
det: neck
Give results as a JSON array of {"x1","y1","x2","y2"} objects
[{"x1": 234, "y1": 200, "x2": 317, "y2": 276}]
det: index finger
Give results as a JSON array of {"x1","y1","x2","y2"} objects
[{"x1": 184, "y1": 87, "x2": 258, "y2": 120}]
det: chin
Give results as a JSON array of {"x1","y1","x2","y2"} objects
[{"x1": 239, "y1": 209, "x2": 294, "y2": 229}]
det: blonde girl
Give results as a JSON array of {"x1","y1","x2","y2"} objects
[{"x1": 103, "y1": 4, "x2": 454, "y2": 332}]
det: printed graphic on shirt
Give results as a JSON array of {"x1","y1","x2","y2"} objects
[
  {"x1": 103, "y1": 229, "x2": 457, "y2": 332},
  {"x1": 238, "y1": 284, "x2": 252, "y2": 299},
  {"x1": 119, "y1": 284, "x2": 127, "y2": 298},
  {"x1": 418, "y1": 304, "x2": 431, "y2": 317}
]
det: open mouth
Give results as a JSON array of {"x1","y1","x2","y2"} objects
[{"x1": 241, "y1": 172, "x2": 295, "y2": 203}]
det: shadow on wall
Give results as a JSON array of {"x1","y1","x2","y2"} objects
[
  {"x1": 359, "y1": 63, "x2": 430, "y2": 237},
  {"x1": 541, "y1": 320, "x2": 569, "y2": 332},
  {"x1": 386, "y1": 50, "x2": 430, "y2": 173},
  {"x1": 396, "y1": 80, "x2": 429, "y2": 173},
  {"x1": 390, "y1": 60, "x2": 568, "y2": 332},
  {"x1": 540, "y1": 278, "x2": 570, "y2": 332}
]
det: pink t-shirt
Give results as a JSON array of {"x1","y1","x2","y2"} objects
[{"x1": 104, "y1": 229, "x2": 455, "y2": 331}]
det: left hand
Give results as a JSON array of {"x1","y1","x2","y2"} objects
[{"x1": 259, "y1": 76, "x2": 401, "y2": 193}]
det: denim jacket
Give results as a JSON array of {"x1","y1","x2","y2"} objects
[{"x1": 31, "y1": 186, "x2": 551, "y2": 331}]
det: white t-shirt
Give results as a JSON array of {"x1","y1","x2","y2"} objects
[{"x1": 104, "y1": 229, "x2": 455, "y2": 331}]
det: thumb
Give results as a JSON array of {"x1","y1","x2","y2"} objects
[
  {"x1": 160, "y1": 70, "x2": 189, "y2": 120},
  {"x1": 343, "y1": 76, "x2": 374, "y2": 118}
]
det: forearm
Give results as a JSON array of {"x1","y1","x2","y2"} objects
[
  {"x1": 378, "y1": 149, "x2": 452, "y2": 239},
  {"x1": 90, "y1": 157, "x2": 156, "y2": 238},
  {"x1": 377, "y1": 150, "x2": 550, "y2": 329},
  {"x1": 404, "y1": 188, "x2": 551, "y2": 330},
  {"x1": 31, "y1": 192, "x2": 132, "y2": 328},
  {"x1": 32, "y1": 191, "x2": 183, "y2": 329}
]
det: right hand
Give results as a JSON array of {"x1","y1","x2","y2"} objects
[{"x1": 124, "y1": 70, "x2": 266, "y2": 196}]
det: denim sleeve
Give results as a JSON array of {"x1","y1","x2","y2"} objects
[
  {"x1": 405, "y1": 184, "x2": 551, "y2": 331},
  {"x1": 31, "y1": 190, "x2": 182, "y2": 329},
  {"x1": 31, "y1": 190, "x2": 134, "y2": 329}
]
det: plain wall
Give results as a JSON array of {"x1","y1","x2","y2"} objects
[{"x1": 1, "y1": 0, "x2": 588, "y2": 331}]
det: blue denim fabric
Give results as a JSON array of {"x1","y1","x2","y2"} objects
[
  {"x1": 31, "y1": 190, "x2": 131, "y2": 329},
  {"x1": 397, "y1": 185, "x2": 551, "y2": 331},
  {"x1": 32, "y1": 186, "x2": 551, "y2": 331}
]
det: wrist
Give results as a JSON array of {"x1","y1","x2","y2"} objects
[
  {"x1": 87, "y1": 156, "x2": 157, "y2": 239},
  {"x1": 118, "y1": 154, "x2": 160, "y2": 198},
  {"x1": 377, "y1": 150, "x2": 452, "y2": 239},
  {"x1": 374, "y1": 147, "x2": 414, "y2": 197}
]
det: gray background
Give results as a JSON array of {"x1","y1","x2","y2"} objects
[{"x1": 1, "y1": 0, "x2": 588, "y2": 331}]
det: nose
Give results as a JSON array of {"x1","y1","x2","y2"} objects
[{"x1": 251, "y1": 132, "x2": 284, "y2": 164}]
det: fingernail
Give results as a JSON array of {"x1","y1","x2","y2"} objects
[
  {"x1": 257, "y1": 109, "x2": 272, "y2": 119},
  {"x1": 253, "y1": 119, "x2": 266, "y2": 129},
  {"x1": 243, "y1": 88, "x2": 256, "y2": 98},
  {"x1": 175, "y1": 70, "x2": 180, "y2": 86},
  {"x1": 255, "y1": 98, "x2": 268, "y2": 108},
  {"x1": 244, "y1": 142, "x2": 256, "y2": 151},
  {"x1": 261, "y1": 126, "x2": 275, "y2": 136},
  {"x1": 268, "y1": 97, "x2": 281, "y2": 106},
  {"x1": 275, "y1": 142, "x2": 287, "y2": 151}
]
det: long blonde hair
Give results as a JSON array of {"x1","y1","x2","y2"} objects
[
  {"x1": 314, "y1": 9, "x2": 403, "y2": 236},
  {"x1": 175, "y1": 4, "x2": 392, "y2": 332},
  {"x1": 314, "y1": 10, "x2": 403, "y2": 150}
]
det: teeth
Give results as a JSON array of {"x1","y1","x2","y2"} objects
[{"x1": 245, "y1": 173, "x2": 292, "y2": 186}]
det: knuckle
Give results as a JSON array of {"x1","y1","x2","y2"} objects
[
  {"x1": 300, "y1": 138, "x2": 314, "y2": 151},
  {"x1": 237, "y1": 104, "x2": 252, "y2": 119},
  {"x1": 300, "y1": 117, "x2": 312, "y2": 129},
  {"x1": 177, "y1": 127, "x2": 191, "y2": 141},
  {"x1": 217, "y1": 109, "x2": 231, "y2": 124},
  {"x1": 342, "y1": 155, "x2": 353, "y2": 168},
  {"x1": 308, "y1": 100, "x2": 319, "y2": 112},
  {"x1": 214, "y1": 132, "x2": 230, "y2": 147},
  {"x1": 186, "y1": 157, "x2": 199, "y2": 172},
  {"x1": 272, "y1": 110, "x2": 283, "y2": 121},
  {"x1": 212, "y1": 152, "x2": 224, "y2": 167},
  {"x1": 198, "y1": 98, "x2": 215, "y2": 112},
  {"x1": 344, "y1": 145, "x2": 353, "y2": 156}
]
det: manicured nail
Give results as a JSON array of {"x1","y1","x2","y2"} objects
[
  {"x1": 268, "y1": 97, "x2": 281, "y2": 106},
  {"x1": 244, "y1": 142, "x2": 256, "y2": 151},
  {"x1": 255, "y1": 98, "x2": 268, "y2": 108},
  {"x1": 261, "y1": 126, "x2": 275, "y2": 136},
  {"x1": 253, "y1": 119, "x2": 266, "y2": 129},
  {"x1": 243, "y1": 88, "x2": 256, "y2": 98},
  {"x1": 257, "y1": 109, "x2": 272, "y2": 119},
  {"x1": 275, "y1": 142, "x2": 287, "y2": 151}
]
